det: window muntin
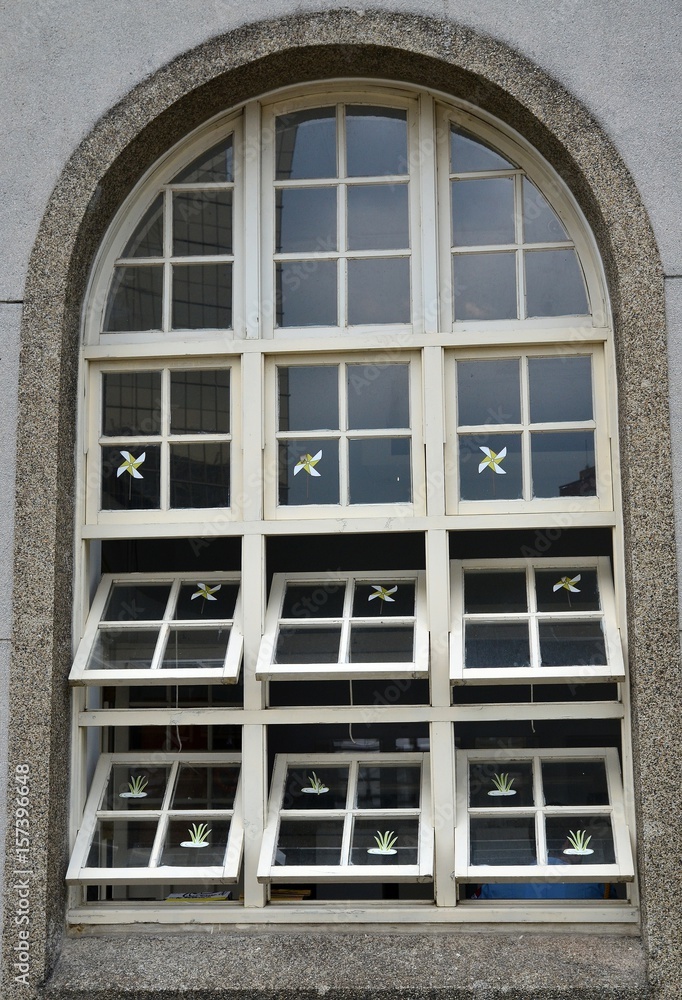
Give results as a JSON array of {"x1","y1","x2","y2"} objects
[
  {"x1": 454, "y1": 748, "x2": 634, "y2": 884},
  {"x1": 69, "y1": 573, "x2": 243, "y2": 684},
  {"x1": 257, "y1": 571, "x2": 428, "y2": 680},
  {"x1": 66, "y1": 754, "x2": 244, "y2": 884},
  {"x1": 450, "y1": 558, "x2": 623, "y2": 684},
  {"x1": 258, "y1": 753, "x2": 433, "y2": 882}
]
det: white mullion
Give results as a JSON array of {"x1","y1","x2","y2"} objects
[
  {"x1": 430, "y1": 721, "x2": 456, "y2": 904},
  {"x1": 422, "y1": 346, "x2": 445, "y2": 516},
  {"x1": 527, "y1": 566, "x2": 541, "y2": 670},
  {"x1": 148, "y1": 759, "x2": 180, "y2": 867},
  {"x1": 339, "y1": 363, "x2": 349, "y2": 504},
  {"x1": 427, "y1": 529, "x2": 451, "y2": 707},
  {"x1": 338, "y1": 575, "x2": 354, "y2": 666},
  {"x1": 519, "y1": 353, "x2": 532, "y2": 499},
  {"x1": 340, "y1": 760, "x2": 358, "y2": 866},
  {"x1": 338, "y1": 104, "x2": 347, "y2": 328},
  {"x1": 159, "y1": 368, "x2": 170, "y2": 511},
  {"x1": 162, "y1": 189, "x2": 173, "y2": 333},
  {"x1": 515, "y1": 173, "x2": 527, "y2": 320},
  {"x1": 533, "y1": 757, "x2": 547, "y2": 865}
]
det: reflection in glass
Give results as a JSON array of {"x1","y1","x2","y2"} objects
[
  {"x1": 172, "y1": 263, "x2": 232, "y2": 329},
  {"x1": 459, "y1": 433, "x2": 522, "y2": 501},
  {"x1": 281, "y1": 583, "x2": 346, "y2": 619},
  {"x1": 451, "y1": 178, "x2": 515, "y2": 246},
  {"x1": 284, "y1": 766, "x2": 349, "y2": 810},
  {"x1": 170, "y1": 443, "x2": 230, "y2": 508},
  {"x1": 465, "y1": 622, "x2": 531, "y2": 669},
  {"x1": 541, "y1": 760, "x2": 609, "y2": 807},
  {"x1": 356, "y1": 766, "x2": 420, "y2": 808},
  {"x1": 528, "y1": 356, "x2": 593, "y2": 423},
  {"x1": 348, "y1": 437, "x2": 411, "y2": 504},
  {"x1": 469, "y1": 761, "x2": 534, "y2": 808},
  {"x1": 123, "y1": 195, "x2": 163, "y2": 258},
  {"x1": 470, "y1": 816, "x2": 537, "y2": 865},
  {"x1": 176, "y1": 583, "x2": 239, "y2": 620},
  {"x1": 103, "y1": 584, "x2": 170, "y2": 622},
  {"x1": 274, "y1": 626, "x2": 342, "y2": 663},
  {"x1": 352, "y1": 582, "x2": 415, "y2": 617},
  {"x1": 523, "y1": 179, "x2": 569, "y2": 243},
  {"x1": 347, "y1": 185, "x2": 409, "y2": 250},
  {"x1": 464, "y1": 572, "x2": 527, "y2": 614},
  {"x1": 450, "y1": 127, "x2": 515, "y2": 173},
  {"x1": 102, "y1": 371, "x2": 162, "y2": 436},
  {"x1": 345, "y1": 107, "x2": 408, "y2": 177},
  {"x1": 347, "y1": 258, "x2": 410, "y2": 325},
  {"x1": 457, "y1": 358, "x2": 520, "y2": 426},
  {"x1": 104, "y1": 266, "x2": 163, "y2": 332},
  {"x1": 535, "y1": 570, "x2": 600, "y2": 612},
  {"x1": 278, "y1": 366, "x2": 339, "y2": 431},
  {"x1": 347, "y1": 363, "x2": 410, "y2": 430},
  {"x1": 106, "y1": 765, "x2": 170, "y2": 809},
  {"x1": 545, "y1": 814, "x2": 615, "y2": 864},
  {"x1": 170, "y1": 370, "x2": 230, "y2": 434},
  {"x1": 350, "y1": 818, "x2": 418, "y2": 865},
  {"x1": 539, "y1": 621, "x2": 607, "y2": 667},
  {"x1": 531, "y1": 431, "x2": 596, "y2": 498},
  {"x1": 173, "y1": 191, "x2": 232, "y2": 256},
  {"x1": 88, "y1": 630, "x2": 159, "y2": 671},
  {"x1": 275, "y1": 819, "x2": 344, "y2": 866},
  {"x1": 454, "y1": 252, "x2": 517, "y2": 321},
  {"x1": 101, "y1": 445, "x2": 161, "y2": 510},
  {"x1": 276, "y1": 109, "x2": 336, "y2": 180},
  {"x1": 172, "y1": 137, "x2": 233, "y2": 184},
  {"x1": 349, "y1": 625, "x2": 414, "y2": 662},
  {"x1": 159, "y1": 627, "x2": 230, "y2": 671},
  {"x1": 525, "y1": 249, "x2": 588, "y2": 317},
  {"x1": 276, "y1": 260, "x2": 337, "y2": 327},
  {"x1": 173, "y1": 764, "x2": 239, "y2": 809},
  {"x1": 161, "y1": 818, "x2": 230, "y2": 866},
  {"x1": 278, "y1": 439, "x2": 340, "y2": 505},
  {"x1": 276, "y1": 188, "x2": 337, "y2": 253},
  {"x1": 87, "y1": 819, "x2": 157, "y2": 868}
]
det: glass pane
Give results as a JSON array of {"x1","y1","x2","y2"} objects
[
  {"x1": 531, "y1": 431, "x2": 596, "y2": 497},
  {"x1": 453, "y1": 252, "x2": 517, "y2": 321},
  {"x1": 450, "y1": 127, "x2": 515, "y2": 173},
  {"x1": 274, "y1": 626, "x2": 342, "y2": 663},
  {"x1": 159, "y1": 627, "x2": 230, "y2": 671},
  {"x1": 458, "y1": 433, "x2": 522, "y2": 501},
  {"x1": 102, "y1": 371, "x2": 161, "y2": 437},
  {"x1": 451, "y1": 178, "x2": 515, "y2": 246},
  {"x1": 276, "y1": 187, "x2": 337, "y2": 253},
  {"x1": 87, "y1": 629, "x2": 159, "y2": 671},
  {"x1": 281, "y1": 583, "x2": 346, "y2": 620},
  {"x1": 541, "y1": 760, "x2": 609, "y2": 807},
  {"x1": 86, "y1": 819, "x2": 158, "y2": 868},
  {"x1": 535, "y1": 570, "x2": 600, "y2": 612},
  {"x1": 176, "y1": 583, "x2": 239, "y2": 620},
  {"x1": 101, "y1": 445, "x2": 161, "y2": 510},
  {"x1": 348, "y1": 437, "x2": 411, "y2": 504},
  {"x1": 525, "y1": 249, "x2": 589, "y2": 317},
  {"x1": 173, "y1": 191, "x2": 232, "y2": 256},
  {"x1": 278, "y1": 439, "x2": 339, "y2": 505},
  {"x1": 528, "y1": 356, "x2": 593, "y2": 423},
  {"x1": 172, "y1": 137, "x2": 233, "y2": 183},
  {"x1": 347, "y1": 258, "x2": 410, "y2": 324},
  {"x1": 464, "y1": 572, "x2": 527, "y2": 614},
  {"x1": 103, "y1": 584, "x2": 170, "y2": 622},
  {"x1": 169, "y1": 443, "x2": 230, "y2": 508},
  {"x1": 276, "y1": 259, "x2": 337, "y2": 327},
  {"x1": 352, "y1": 581, "x2": 415, "y2": 617},
  {"x1": 539, "y1": 621, "x2": 607, "y2": 667},
  {"x1": 284, "y1": 766, "x2": 349, "y2": 810},
  {"x1": 123, "y1": 195, "x2": 163, "y2": 258},
  {"x1": 276, "y1": 109, "x2": 336, "y2": 180},
  {"x1": 469, "y1": 761, "x2": 534, "y2": 808},
  {"x1": 347, "y1": 185, "x2": 409, "y2": 250},
  {"x1": 350, "y1": 818, "x2": 418, "y2": 865},
  {"x1": 346, "y1": 106, "x2": 407, "y2": 177},
  {"x1": 275, "y1": 819, "x2": 344, "y2": 866},
  {"x1": 347, "y1": 363, "x2": 409, "y2": 429},
  {"x1": 464, "y1": 622, "x2": 531, "y2": 669},
  {"x1": 457, "y1": 358, "x2": 520, "y2": 426},
  {"x1": 105, "y1": 764, "x2": 171, "y2": 809},
  {"x1": 278, "y1": 366, "x2": 339, "y2": 431},
  {"x1": 104, "y1": 266, "x2": 163, "y2": 331},
  {"x1": 170, "y1": 369, "x2": 230, "y2": 434},
  {"x1": 545, "y1": 815, "x2": 615, "y2": 864},
  {"x1": 161, "y1": 818, "x2": 231, "y2": 866},
  {"x1": 173, "y1": 764, "x2": 239, "y2": 809},
  {"x1": 349, "y1": 625, "x2": 414, "y2": 662},
  {"x1": 356, "y1": 765, "x2": 420, "y2": 808},
  {"x1": 172, "y1": 263, "x2": 232, "y2": 329},
  {"x1": 523, "y1": 179, "x2": 569, "y2": 243},
  {"x1": 470, "y1": 817, "x2": 537, "y2": 866}
]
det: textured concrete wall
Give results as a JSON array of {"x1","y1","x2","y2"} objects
[{"x1": 1, "y1": 4, "x2": 680, "y2": 999}]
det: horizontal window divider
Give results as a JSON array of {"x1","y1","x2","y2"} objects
[
  {"x1": 274, "y1": 176, "x2": 411, "y2": 188},
  {"x1": 257, "y1": 665, "x2": 428, "y2": 681},
  {"x1": 262, "y1": 868, "x2": 433, "y2": 885},
  {"x1": 451, "y1": 244, "x2": 520, "y2": 254},
  {"x1": 459, "y1": 866, "x2": 633, "y2": 884},
  {"x1": 114, "y1": 255, "x2": 236, "y2": 266},
  {"x1": 449, "y1": 169, "x2": 524, "y2": 180},
  {"x1": 167, "y1": 182, "x2": 235, "y2": 191},
  {"x1": 457, "y1": 421, "x2": 596, "y2": 432}
]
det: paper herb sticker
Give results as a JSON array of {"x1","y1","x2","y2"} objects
[
  {"x1": 478, "y1": 446, "x2": 507, "y2": 475},
  {"x1": 553, "y1": 574, "x2": 581, "y2": 594},
  {"x1": 294, "y1": 450, "x2": 322, "y2": 477},
  {"x1": 368, "y1": 585, "x2": 398, "y2": 602},
  {"x1": 191, "y1": 583, "x2": 222, "y2": 601},
  {"x1": 117, "y1": 451, "x2": 146, "y2": 478}
]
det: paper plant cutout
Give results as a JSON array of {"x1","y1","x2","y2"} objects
[
  {"x1": 117, "y1": 450, "x2": 146, "y2": 478},
  {"x1": 368, "y1": 585, "x2": 398, "y2": 602},
  {"x1": 553, "y1": 574, "x2": 581, "y2": 594},
  {"x1": 478, "y1": 446, "x2": 507, "y2": 475},
  {"x1": 294, "y1": 451, "x2": 322, "y2": 477},
  {"x1": 192, "y1": 583, "x2": 222, "y2": 601}
]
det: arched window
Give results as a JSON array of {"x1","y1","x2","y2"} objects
[{"x1": 69, "y1": 83, "x2": 634, "y2": 921}]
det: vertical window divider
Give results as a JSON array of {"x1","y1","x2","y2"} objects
[
  {"x1": 520, "y1": 354, "x2": 532, "y2": 499},
  {"x1": 338, "y1": 105, "x2": 348, "y2": 329},
  {"x1": 340, "y1": 762, "x2": 358, "y2": 865},
  {"x1": 339, "y1": 363, "x2": 349, "y2": 505},
  {"x1": 533, "y1": 758, "x2": 547, "y2": 864},
  {"x1": 160, "y1": 369, "x2": 170, "y2": 510},
  {"x1": 431, "y1": 720, "x2": 457, "y2": 906},
  {"x1": 527, "y1": 565, "x2": 542, "y2": 670},
  {"x1": 515, "y1": 172, "x2": 526, "y2": 320},
  {"x1": 423, "y1": 345, "x2": 446, "y2": 516},
  {"x1": 338, "y1": 579, "x2": 354, "y2": 666},
  {"x1": 244, "y1": 102, "x2": 262, "y2": 339},
  {"x1": 162, "y1": 188, "x2": 172, "y2": 333}
]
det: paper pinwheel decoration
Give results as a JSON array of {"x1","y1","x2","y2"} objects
[
  {"x1": 294, "y1": 451, "x2": 322, "y2": 477},
  {"x1": 553, "y1": 574, "x2": 581, "y2": 594},
  {"x1": 368, "y1": 585, "x2": 398, "y2": 602},
  {"x1": 117, "y1": 451, "x2": 146, "y2": 478},
  {"x1": 191, "y1": 583, "x2": 222, "y2": 601},
  {"x1": 478, "y1": 446, "x2": 507, "y2": 475}
]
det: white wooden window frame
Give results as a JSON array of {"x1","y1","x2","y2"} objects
[
  {"x1": 264, "y1": 351, "x2": 425, "y2": 518},
  {"x1": 67, "y1": 753, "x2": 244, "y2": 885},
  {"x1": 444, "y1": 346, "x2": 612, "y2": 515},
  {"x1": 449, "y1": 556, "x2": 624, "y2": 684},
  {"x1": 69, "y1": 572, "x2": 243, "y2": 685},
  {"x1": 256, "y1": 570, "x2": 428, "y2": 680},
  {"x1": 258, "y1": 753, "x2": 433, "y2": 883},
  {"x1": 454, "y1": 747, "x2": 634, "y2": 884},
  {"x1": 84, "y1": 358, "x2": 241, "y2": 526}
]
